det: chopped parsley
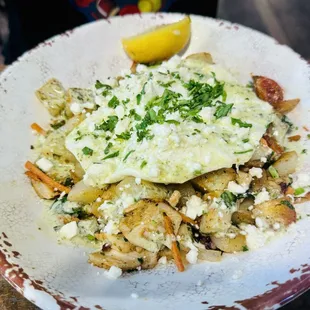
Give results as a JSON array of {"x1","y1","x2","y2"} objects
[
  {"x1": 50, "y1": 120, "x2": 65, "y2": 130},
  {"x1": 95, "y1": 80, "x2": 105, "y2": 89},
  {"x1": 116, "y1": 131, "x2": 131, "y2": 140},
  {"x1": 122, "y1": 98, "x2": 130, "y2": 105},
  {"x1": 171, "y1": 72, "x2": 180, "y2": 79},
  {"x1": 129, "y1": 109, "x2": 142, "y2": 121},
  {"x1": 104, "y1": 142, "x2": 113, "y2": 154},
  {"x1": 280, "y1": 200, "x2": 295, "y2": 210},
  {"x1": 221, "y1": 191, "x2": 237, "y2": 208},
  {"x1": 86, "y1": 234, "x2": 96, "y2": 241},
  {"x1": 194, "y1": 72, "x2": 204, "y2": 78},
  {"x1": 242, "y1": 245, "x2": 249, "y2": 252},
  {"x1": 82, "y1": 147, "x2": 93, "y2": 156},
  {"x1": 137, "y1": 257, "x2": 144, "y2": 264},
  {"x1": 242, "y1": 138, "x2": 249, "y2": 143},
  {"x1": 95, "y1": 115, "x2": 118, "y2": 132},
  {"x1": 123, "y1": 150, "x2": 135, "y2": 162},
  {"x1": 234, "y1": 149, "x2": 253, "y2": 154},
  {"x1": 108, "y1": 96, "x2": 120, "y2": 108},
  {"x1": 281, "y1": 115, "x2": 294, "y2": 132},
  {"x1": 136, "y1": 82, "x2": 147, "y2": 105},
  {"x1": 140, "y1": 160, "x2": 147, "y2": 168},
  {"x1": 166, "y1": 119, "x2": 180, "y2": 125},
  {"x1": 103, "y1": 151, "x2": 119, "y2": 160},
  {"x1": 214, "y1": 103, "x2": 234, "y2": 119},
  {"x1": 246, "y1": 81, "x2": 254, "y2": 89},
  {"x1": 95, "y1": 80, "x2": 112, "y2": 96},
  {"x1": 231, "y1": 118, "x2": 252, "y2": 128},
  {"x1": 302, "y1": 149, "x2": 307, "y2": 154},
  {"x1": 157, "y1": 80, "x2": 175, "y2": 88}
]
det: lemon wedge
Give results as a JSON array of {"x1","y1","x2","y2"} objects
[{"x1": 122, "y1": 16, "x2": 191, "y2": 63}]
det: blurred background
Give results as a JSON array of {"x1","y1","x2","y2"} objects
[{"x1": 0, "y1": 0, "x2": 309, "y2": 309}]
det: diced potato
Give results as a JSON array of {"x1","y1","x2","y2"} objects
[
  {"x1": 168, "y1": 190, "x2": 181, "y2": 208},
  {"x1": 211, "y1": 227, "x2": 247, "y2": 253},
  {"x1": 269, "y1": 113, "x2": 290, "y2": 145},
  {"x1": 95, "y1": 233, "x2": 135, "y2": 253},
  {"x1": 119, "y1": 200, "x2": 182, "y2": 252},
  {"x1": 250, "y1": 142, "x2": 272, "y2": 162},
  {"x1": 272, "y1": 99, "x2": 300, "y2": 114},
  {"x1": 177, "y1": 223, "x2": 193, "y2": 252},
  {"x1": 191, "y1": 168, "x2": 236, "y2": 193},
  {"x1": 167, "y1": 181, "x2": 196, "y2": 207},
  {"x1": 198, "y1": 249, "x2": 222, "y2": 262},
  {"x1": 68, "y1": 180, "x2": 106, "y2": 204},
  {"x1": 253, "y1": 199, "x2": 296, "y2": 226},
  {"x1": 62, "y1": 114, "x2": 86, "y2": 133},
  {"x1": 199, "y1": 209, "x2": 231, "y2": 234},
  {"x1": 31, "y1": 179, "x2": 58, "y2": 199},
  {"x1": 116, "y1": 177, "x2": 168, "y2": 200},
  {"x1": 263, "y1": 135, "x2": 284, "y2": 154},
  {"x1": 272, "y1": 151, "x2": 298, "y2": 176},
  {"x1": 231, "y1": 211, "x2": 255, "y2": 225},
  {"x1": 185, "y1": 52, "x2": 214, "y2": 64},
  {"x1": 66, "y1": 88, "x2": 96, "y2": 117},
  {"x1": 35, "y1": 79, "x2": 66, "y2": 116},
  {"x1": 89, "y1": 248, "x2": 158, "y2": 270},
  {"x1": 250, "y1": 169, "x2": 267, "y2": 193},
  {"x1": 238, "y1": 196, "x2": 255, "y2": 211},
  {"x1": 252, "y1": 75, "x2": 283, "y2": 104},
  {"x1": 236, "y1": 171, "x2": 252, "y2": 188}
]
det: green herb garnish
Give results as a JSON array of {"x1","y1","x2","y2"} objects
[
  {"x1": 242, "y1": 138, "x2": 249, "y2": 143},
  {"x1": 108, "y1": 96, "x2": 120, "y2": 108},
  {"x1": 231, "y1": 118, "x2": 252, "y2": 128},
  {"x1": 157, "y1": 80, "x2": 175, "y2": 88},
  {"x1": 294, "y1": 188, "x2": 305, "y2": 196},
  {"x1": 221, "y1": 191, "x2": 237, "y2": 208},
  {"x1": 140, "y1": 160, "x2": 147, "y2": 168},
  {"x1": 104, "y1": 142, "x2": 113, "y2": 154},
  {"x1": 268, "y1": 166, "x2": 279, "y2": 179},
  {"x1": 82, "y1": 147, "x2": 93, "y2": 156},
  {"x1": 137, "y1": 257, "x2": 144, "y2": 264},
  {"x1": 86, "y1": 234, "x2": 96, "y2": 241},
  {"x1": 214, "y1": 103, "x2": 234, "y2": 119},
  {"x1": 123, "y1": 150, "x2": 135, "y2": 162},
  {"x1": 51, "y1": 120, "x2": 66, "y2": 130},
  {"x1": 234, "y1": 149, "x2": 253, "y2": 154},
  {"x1": 166, "y1": 120, "x2": 180, "y2": 125},
  {"x1": 242, "y1": 245, "x2": 249, "y2": 252},
  {"x1": 116, "y1": 131, "x2": 131, "y2": 140},
  {"x1": 103, "y1": 151, "x2": 119, "y2": 160},
  {"x1": 281, "y1": 200, "x2": 295, "y2": 210},
  {"x1": 95, "y1": 115, "x2": 118, "y2": 132}
]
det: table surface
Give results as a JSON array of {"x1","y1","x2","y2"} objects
[{"x1": 1, "y1": 0, "x2": 310, "y2": 309}]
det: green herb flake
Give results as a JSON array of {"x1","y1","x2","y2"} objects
[
  {"x1": 246, "y1": 81, "x2": 254, "y2": 89},
  {"x1": 280, "y1": 200, "x2": 295, "y2": 210},
  {"x1": 108, "y1": 96, "x2": 120, "y2": 108},
  {"x1": 234, "y1": 149, "x2": 253, "y2": 155},
  {"x1": 242, "y1": 245, "x2": 249, "y2": 252},
  {"x1": 302, "y1": 149, "x2": 307, "y2": 154},
  {"x1": 268, "y1": 166, "x2": 279, "y2": 179},
  {"x1": 95, "y1": 115, "x2": 118, "y2": 132},
  {"x1": 137, "y1": 257, "x2": 144, "y2": 264},
  {"x1": 214, "y1": 103, "x2": 234, "y2": 119},
  {"x1": 157, "y1": 80, "x2": 175, "y2": 88},
  {"x1": 95, "y1": 80, "x2": 104, "y2": 89},
  {"x1": 194, "y1": 72, "x2": 204, "y2": 78},
  {"x1": 221, "y1": 191, "x2": 237, "y2": 208},
  {"x1": 140, "y1": 160, "x2": 147, "y2": 168},
  {"x1": 307, "y1": 134, "x2": 310, "y2": 139},
  {"x1": 231, "y1": 118, "x2": 253, "y2": 128},
  {"x1": 103, "y1": 151, "x2": 119, "y2": 160},
  {"x1": 82, "y1": 147, "x2": 93, "y2": 156},
  {"x1": 104, "y1": 142, "x2": 113, "y2": 154},
  {"x1": 122, "y1": 98, "x2": 130, "y2": 105},
  {"x1": 123, "y1": 150, "x2": 135, "y2": 162},
  {"x1": 116, "y1": 131, "x2": 131, "y2": 140},
  {"x1": 51, "y1": 120, "x2": 66, "y2": 130},
  {"x1": 86, "y1": 234, "x2": 96, "y2": 241},
  {"x1": 294, "y1": 187, "x2": 305, "y2": 196},
  {"x1": 242, "y1": 138, "x2": 249, "y2": 143},
  {"x1": 166, "y1": 120, "x2": 180, "y2": 125}
]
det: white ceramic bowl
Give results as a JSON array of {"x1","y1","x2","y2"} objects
[{"x1": 0, "y1": 13, "x2": 309, "y2": 310}]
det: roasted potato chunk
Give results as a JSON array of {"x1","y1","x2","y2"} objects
[
  {"x1": 191, "y1": 168, "x2": 236, "y2": 193},
  {"x1": 68, "y1": 180, "x2": 106, "y2": 204},
  {"x1": 200, "y1": 209, "x2": 231, "y2": 234},
  {"x1": 167, "y1": 181, "x2": 196, "y2": 207},
  {"x1": 272, "y1": 99, "x2": 300, "y2": 114},
  {"x1": 95, "y1": 233, "x2": 136, "y2": 253},
  {"x1": 252, "y1": 75, "x2": 283, "y2": 104},
  {"x1": 119, "y1": 200, "x2": 182, "y2": 252},
  {"x1": 211, "y1": 227, "x2": 247, "y2": 253},
  {"x1": 35, "y1": 79, "x2": 66, "y2": 116},
  {"x1": 89, "y1": 248, "x2": 158, "y2": 270},
  {"x1": 236, "y1": 171, "x2": 252, "y2": 188},
  {"x1": 253, "y1": 199, "x2": 296, "y2": 226},
  {"x1": 185, "y1": 52, "x2": 214, "y2": 64},
  {"x1": 272, "y1": 151, "x2": 298, "y2": 176},
  {"x1": 231, "y1": 211, "x2": 255, "y2": 225}
]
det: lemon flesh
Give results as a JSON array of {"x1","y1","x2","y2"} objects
[{"x1": 122, "y1": 16, "x2": 191, "y2": 63}]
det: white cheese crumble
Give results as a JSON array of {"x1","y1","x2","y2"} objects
[
  {"x1": 185, "y1": 241, "x2": 199, "y2": 264},
  {"x1": 185, "y1": 195, "x2": 208, "y2": 219},
  {"x1": 292, "y1": 173, "x2": 310, "y2": 189},
  {"x1": 59, "y1": 222, "x2": 78, "y2": 239},
  {"x1": 158, "y1": 256, "x2": 167, "y2": 265},
  {"x1": 242, "y1": 225, "x2": 268, "y2": 250},
  {"x1": 227, "y1": 181, "x2": 248, "y2": 194},
  {"x1": 104, "y1": 266, "x2": 122, "y2": 280},
  {"x1": 131, "y1": 293, "x2": 139, "y2": 299},
  {"x1": 36, "y1": 157, "x2": 53, "y2": 172},
  {"x1": 260, "y1": 157, "x2": 267, "y2": 163},
  {"x1": 254, "y1": 188, "x2": 270, "y2": 205},
  {"x1": 273, "y1": 222, "x2": 280, "y2": 230},
  {"x1": 249, "y1": 167, "x2": 263, "y2": 178}
]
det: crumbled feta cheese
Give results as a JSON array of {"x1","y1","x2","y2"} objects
[
  {"x1": 186, "y1": 247, "x2": 198, "y2": 264},
  {"x1": 103, "y1": 220, "x2": 120, "y2": 235},
  {"x1": 158, "y1": 256, "x2": 167, "y2": 265},
  {"x1": 249, "y1": 167, "x2": 263, "y2": 178},
  {"x1": 104, "y1": 266, "x2": 122, "y2": 280},
  {"x1": 248, "y1": 205, "x2": 254, "y2": 211},
  {"x1": 36, "y1": 158, "x2": 53, "y2": 172},
  {"x1": 273, "y1": 222, "x2": 280, "y2": 230},
  {"x1": 70, "y1": 102, "x2": 82, "y2": 115},
  {"x1": 149, "y1": 166, "x2": 159, "y2": 177},
  {"x1": 254, "y1": 188, "x2": 270, "y2": 205},
  {"x1": 227, "y1": 181, "x2": 248, "y2": 194},
  {"x1": 135, "y1": 177, "x2": 141, "y2": 185},
  {"x1": 260, "y1": 157, "x2": 267, "y2": 163},
  {"x1": 292, "y1": 174, "x2": 310, "y2": 189},
  {"x1": 96, "y1": 197, "x2": 102, "y2": 202},
  {"x1": 232, "y1": 270, "x2": 243, "y2": 280},
  {"x1": 197, "y1": 280, "x2": 203, "y2": 286},
  {"x1": 227, "y1": 233, "x2": 236, "y2": 239},
  {"x1": 255, "y1": 217, "x2": 265, "y2": 229},
  {"x1": 115, "y1": 105, "x2": 125, "y2": 119},
  {"x1": 185, "y1": 195, "x2": 208, "y2": 219},
  {"x1": 131, "y1": 293, "x2": 139, "y2": 299},
  {"x1": 59, "y1": 222, "x2": 78, "y2": 239},
  {"x1": 242, "y1": 225, "x2": 268, "y2": 250},
  {"x1": 62, "y1": 201, "x2": 79, "y2": 213}
]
